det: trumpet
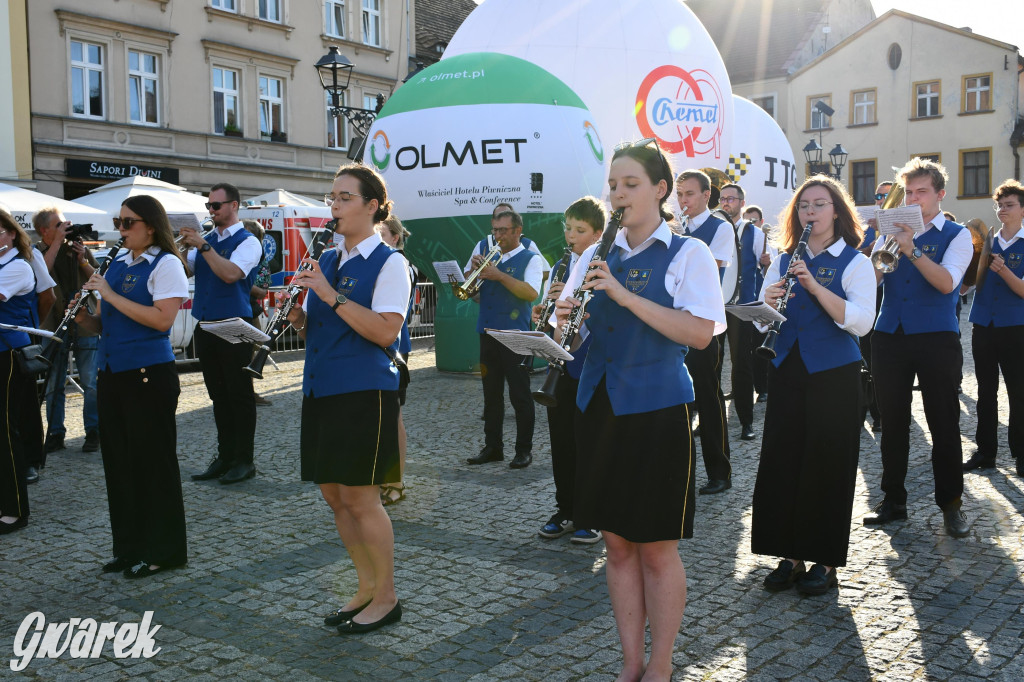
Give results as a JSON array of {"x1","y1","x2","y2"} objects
[
  {"x1": 244, "y1": 221, "x2": 336, "y2": 379},
  {"x1": 870, "y1": 182, "x2": 907, "y2": 273},
  {"x1": 453, "y1": 244, "x2": 501, "y2": 300},
  {"x1": 175, "y1": 218, "x2": 215, "y2": 254},
  {"x1": 756, "y1": 223, "x2": 813, "y2": 360},
  {"x1": 533, "y1": 210, "x2": 623, "y2": 407}
]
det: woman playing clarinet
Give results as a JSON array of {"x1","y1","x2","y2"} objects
[
  {"x1": 76, "y1": 195, "x2": 190, "y2": 576},
  {"x1": 555, "y1": 140, "x2": 725, "y2": 682},
  {"x1": 751, "y1": 175, "x2": 875, "y2": 595}
]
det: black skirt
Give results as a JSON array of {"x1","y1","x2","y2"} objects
[
  {"x1": 574, "y1": 380, "x2": 695, "y2": 543},
  {"x1": 751, "y1": 352, "x2": 862, "y2": 567},
  {"x1": 301, "y1": 390, "x2": 401, "y2": 486}
]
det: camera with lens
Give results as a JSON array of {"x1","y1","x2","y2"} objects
[{"x1": 64, "y1": 223, "x2": 99, "y2": 242}]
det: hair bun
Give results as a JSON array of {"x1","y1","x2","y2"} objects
[{"x1": 375, "y1": 199, "x2": 393, "y2": 224}]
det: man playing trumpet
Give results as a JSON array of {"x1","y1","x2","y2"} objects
[{"x1": 464, "y1": 208, "x2": 542, "y2": 469}]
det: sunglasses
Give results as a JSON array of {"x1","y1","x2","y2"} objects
[
  {"x1": 874, "y1": 192, "x2": 890, "y2": 201},
  {"x1": 205, "y1": 201, "x2": 234, "y2": 210},
  {"x1": 113, "y1": 217, "x2": 145, "y2": 230},
  {"x1": 613, "y1": 137, "x2": 673, "y2": 183}
]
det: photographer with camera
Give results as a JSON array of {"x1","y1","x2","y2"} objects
[{"x1": 33, "y1": 208, "x2": 100, "y2": 458}]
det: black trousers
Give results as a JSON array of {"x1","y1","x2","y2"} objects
[
  {"x1": 859, "y1": 288, "x2": 884, "y2": 423},
  {"x1": 195, "y1": 324, "x2": 256, "y2": 465},
  {"x1": 479, "y1": 333, "x2": 534, "y2": 455},
  {"x1": 726, "y1": 316, "x2": 756, "y2": 426},
  {"x1": 972, "y1": 323, "x2": 1024, "y2": 460},
  {"x1": 99, "y1": 362, "x2": 187, "y2": 566},
  {"x1": 872, "y1": 329, "x2": 963, "y2": 508},
  {"x1": 0, "y1": 351, "x2": 32, "y2": 519},
  {"x1": 684, "y1": 335, "x2": 731, "y2": 481},
  {"x1": 547, "y1": 373, "x2": 579, "y2": 519}
]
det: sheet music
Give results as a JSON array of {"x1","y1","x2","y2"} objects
[
  {"x1": 725, "y1": 302, "x2": 787, "y2": 325},
  {"x1": 198, "y1": 317, "x2": 271, "y2": 344},
  {"x1": 433, "y1": 260, "x2": 465, "y2": 283},
  {"x1": 876, "y1": 205, "x2": 925, "y2": 236},
  {"x1": 0, "y1": 323, "x2": 57, "y2": 339},
  {"x1": 856, "y1": 206, "x2": 877, "y2": 225},
  {"x1": 485, "y1": 328, "x2": 574, "y2": 362}
]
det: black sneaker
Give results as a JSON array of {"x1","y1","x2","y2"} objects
[
  {"x1": 44, "y1": 432, "x2": 65, "y2": 453},
  {"x1": 82, "y1": 430, "x2": 100, "y2": 453}
]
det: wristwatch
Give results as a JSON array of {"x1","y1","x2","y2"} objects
[
  {"x1": 199, "y1": 243, "x2": 212, "y2": 253},
  {"x1": 331, "y1": 293, "x2": 348, "y2": 310},
  {"x1": 908, "y1": 246, "x2": 922, "y2": 262}
]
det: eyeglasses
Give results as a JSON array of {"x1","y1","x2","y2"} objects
[
  {"x1": 719, "y1": 196, "x2": 742, "y2": 204},
  {"x1": 797, "y1": 201, "x2": 834, "y2": 212},
  {"x1": 995, "y1": 202, "x2": 1021, "y2": 211},
  {"x1": 492, "y1": 226, "x2": 515, "y2": 234},
  {"x1": 205, "y1": 201, "x2": 235, "y2": 210},
  {"x1": 324, "y1": 192, "x2": 369, "y2": 206},
  {"x1": 113, "y1": 217, "x2": 145, "y2": 230}
]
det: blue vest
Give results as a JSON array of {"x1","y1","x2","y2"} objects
[
  {"x1": 303, "y1": 242, "x2": 399, "y2": 398},
  {"x1": 576, "y1": 235, "x2": 694, "y2": 415},
  {"x1": 860, "y1": 226, "x2": 878, "y2": 251},
  {"x1": 969, "y1": 235, "x2": 1024, "y2": 327},
  {"x1": 550, "y1": 254, "x2": 591, "y2": 380},
  {"x1": 688, "y1": 214, "x2": 728, "y2": 283},
  {"x1": 875, "y1": 220, "x2": 964, "y2": 334},
  {"x1": 772, "y1": 245, "x2": 863, "y2": 373},
  {"x1": 0, "y1": 257, "x2": 37, "y2": 349},
  {"x1": 192, "y1": 228, "x2": 258, "y2": 321},
  {"x1": 738, "y1": 221, "x2": 762, "y2": 304},
  {"x1": 476, "y1": 249, "x2": 536, "y2": 333},
  {"x1": 99, "y1": 251, "x2": 177, "y2": 372},
  {"x1": 398, "y1": 261, "x2": 414, "y2": 355}
]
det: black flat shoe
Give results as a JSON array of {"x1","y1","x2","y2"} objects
[
  {"x1": 863, "y1": 499, "x2": 907, "y2": 526},
  {"x1": 740, "y1": 424, "x2": 756, "y2": 441},
  {"x1": 467, "y1": 446, "x2": 503, "y2": 465},
  {"x1": 102, "y1": 557, "x2": 135, "y2": 573},
  {"x1": 192, "y1": 457, "x2": 231, "y2": 481},
  {"x1": 699, "y1": 479, "x2": 731, "y2": 495},
  {"x1": 509, "y1": 452, "x2": 532, "y2": 469},
  {"x1": 796, "y1": 564, "x2": 838, "y2": 595},
  {"x1": 763, "y1": 559, "x2": 805, "y2": 592},
  {"x1": 337, "y1": 601, "x2": 402, "y2": 634},
  {"x1": 220, "y1": 463, "x2": 256, "y2": 484},
  {"x1": 123, "y1": 561, "x2": 184, "y2": 579},
  {"x1": 324, "y1": 601, "x2": 371, "y2": 626},
  {"x1": 962, "y1": 452, "x2": 996, "y2": 472},
  {"x1": 0, "y1": 517, "x2": 28, "y2": 535}
]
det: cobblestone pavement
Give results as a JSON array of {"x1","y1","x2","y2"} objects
[{"x1": 3, "y1": 313, "x2": 1023, "y2": 680}]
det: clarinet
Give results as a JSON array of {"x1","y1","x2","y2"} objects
[
  {"x1": 520, "y1": 245, "x2": 574, "y2": 369},
  {"x1": 244, "y1": 221, "x2": 336, "y2": 379},
  {"x1": 756, "y1": 223, "x2": 813, "y2": 360},
  {"x1": 532, "y1": 209, "x2": 623, "y2": 407},
  {"x1": 41, "y1": 236, "x2": 127, "y2": 366}
]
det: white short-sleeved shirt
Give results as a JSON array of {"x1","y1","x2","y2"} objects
[
  {"x1": 995, "y1": 225, "x2": 1024, "y2": 281},
  {"x1": 29, "y1": 246, "x2": 57, "y2": 293},
  {"x1": 870, "y1": 213, "x2": 973, "y2": 286},
  {"x1": 758, "y1": 239, "x2": 877, "y2": 337},
  {"x1": 186, "y1": 221, "x2": 263, "y2": 275},
  {"x1": 540, "y1": 250, "x2": 582, "y2": 301},
  {"x1": 111, "y1": 246, "x2": 190, "y2": 300},
  {"x1": 684, "y1": 208, "x2": 734, "y2": 265},
  {"x1": 556, "y1": 221, "x2": 727, "y2": 337},
  {"x1": 0, "y1": 250, "x2": 35, "y2": 300},
  {"x1": 464, "y1": 236, "x2": 550, "y2": 274},
  {"x1": 302, "y1": 231, "x2": 412, "y2": 315}
]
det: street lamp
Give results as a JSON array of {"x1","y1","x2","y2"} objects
[
  {"x1": 315, "y1": 46, "x2": 385, "y2": 161},
  {"x1": 828, "y1": 143, "x2": 848, "y2": 180},
  {"x1": 803, "y1": 138, "x2": 830, "y2": 177},
  {"x1": 801, "y1": 100, "x2": 848, "y2": 181}
]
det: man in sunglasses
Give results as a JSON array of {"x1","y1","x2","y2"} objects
[{"x1": 181, "y1": 183, "x2": 263, "y2": 485}]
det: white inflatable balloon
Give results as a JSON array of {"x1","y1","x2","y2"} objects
[
  {"x1": 726, "y1": 96, "x2": 800, "y2": 226},
  {"x1": 445, "y1": 0, "x2": 734, "y2": 175}
]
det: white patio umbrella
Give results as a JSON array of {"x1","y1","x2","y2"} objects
[
  {"x1": 72, "y1": 176, "x2": 210, "y2": 229},
  {"x1": 245, "y1": 188, "x2": 323, "y2": 208},
  {"x1": 0, "y1": 182, "x2": 115, "y2": 237}
]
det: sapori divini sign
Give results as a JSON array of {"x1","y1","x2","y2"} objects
[{"x1": 65, "y1": 159, "x2": 180, "y2": 184}]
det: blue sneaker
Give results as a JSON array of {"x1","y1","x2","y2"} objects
[
  {"x1": 538, "y1": 516, "x2": 574, "y2": 539},
  {"x1": 570, "y1": 529, "x2": 603, "y2": 544}
]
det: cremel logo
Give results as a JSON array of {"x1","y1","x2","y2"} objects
[
  {"x1": 583, "y1": 120, "x2": 604, "y2": 163},
  {"x1": 634, "y1": 65, "x2": 726, "y2": 159},
  {"x1": 11, "y1": 611, "x2": 161, "y2": 672},
  {"x1": 370, "y1": 130, "x2": 391, "y2": 172}
]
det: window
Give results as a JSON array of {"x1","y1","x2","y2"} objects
[
  {"x1": 851, "y1": 89, "x2": 876, "y2": 125},
  {"x1": 259, "y1": 0, "x2": 282, "y2": 23},
  {"x1": 259, "y1": 76, "x2": 284, "y2": 140},
  {"x1": 960, "y1": 148, "x2": 990, "y2": 197},
  {"x1": 326, "y1": 91, "x2": 347, "y2": 150},
  {"x1": 914, "y1": 152, "x2": 941, "y2": 164},
  {"x1": 213, "y1": 67, "x2": 240, "y2": 134},
  {"x1": 963, "y1": 74, "x2": 991, "y2": 112},
  {"x1": 850, "y1": 160, "x2": 876, "y2": 205},
  {"x1": 70, "y1": 40, "x2": 105, "y2": 119},
  {"x1": 326, "y1": 0, "x2": 345, "y2": 38},
  {"x1": 807, "y1": 95, "x2": 831, "y2": 130},
  {"x1": 128, "y1": 50, "x2": 159, "y2": 125},
  {"x1": 752, "y1": 94, "x2": 776, "y2": 120},
  {"x1": 362, "y1": 0, "x2": 381, "y2": 47},
  {"x1": 210, "y1": 0, "x2": 236, "y2": 10},
  {"x1": 915, "y1": 81, "x2": 940, "y2": 118}
]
